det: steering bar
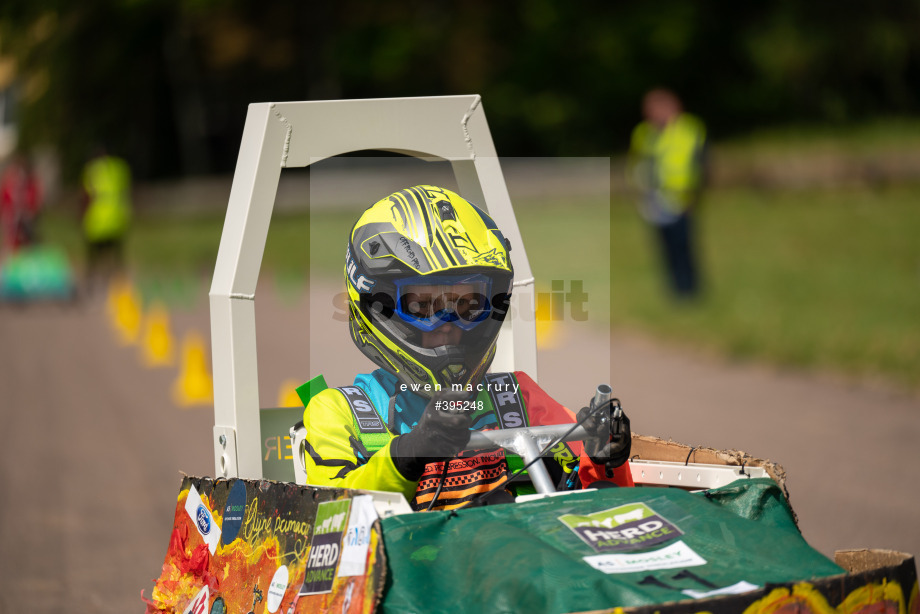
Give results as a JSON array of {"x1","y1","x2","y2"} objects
[{"x1": 463, "y1": 424, "x2": 590, "y2": 495}]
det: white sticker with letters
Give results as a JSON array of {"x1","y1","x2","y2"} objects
[
  {"x1": 266, "y1": 565, "x2": 289, "y2": 612},
  {"x1": 338, "y1": 495, "x2": 378, "y2": 577},
  {"x1": 583, "y1": 540, "x2": 706, "y2": 574}
]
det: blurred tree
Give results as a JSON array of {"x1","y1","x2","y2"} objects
[{"x1": 1, "y1": 0, "x2": 919, "y2": 181}]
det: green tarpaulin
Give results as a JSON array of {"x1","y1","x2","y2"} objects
[{"x1": 380, "y1": 479, "x2": 844, "y2": 614}]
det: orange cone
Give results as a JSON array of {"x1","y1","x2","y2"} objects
[
  {"x1": 140, "y1": 303, "x2": 175, "y2": 367},
  {"x1": 172, "y1": 331, "x2": 213, "y2": 408}
]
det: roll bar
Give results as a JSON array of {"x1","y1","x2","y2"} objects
[{"x1": 210, "y1": 96, "x2": 537, "y2": 479}]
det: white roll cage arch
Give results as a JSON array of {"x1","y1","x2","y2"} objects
[{"x1": 210, "y1": 96, "x2": 537, "y2": 479}]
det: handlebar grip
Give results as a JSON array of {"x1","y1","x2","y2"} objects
[{"x1": 592, "y1": 384, "x2": 612, "y2": 410}]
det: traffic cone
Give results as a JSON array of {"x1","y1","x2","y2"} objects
[
  {"x1": 140, "y1": 302, "x2": 175, "y2": 367},
  {"x1": 276, "y1": 379, "x2": 304, "y2": 407},
  {"x1": 107, "y1": 277, "x2": 142, "y2": 345},
  {"x1": 172, "y1": 331, "x2": 213, "y2": 408},
  {"x1": 535, "y1": 290, "x2": 560, "y2": 349}
]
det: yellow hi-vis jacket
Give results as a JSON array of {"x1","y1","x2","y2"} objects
[
  {"x1": 82, "y1": 155, "x2": 131, "y2": 242},
  {"x1": 628, "y1": 113, "x2": 706, "y2": 223}
]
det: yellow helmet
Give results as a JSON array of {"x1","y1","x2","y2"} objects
[{"x1": 346, "y1": 185, "x2": 513, "y2": 396}]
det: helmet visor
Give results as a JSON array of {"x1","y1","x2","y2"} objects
[{"x1": 395, "y1": 274, "x2": 493, "y2": 332}]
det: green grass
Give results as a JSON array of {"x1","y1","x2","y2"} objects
[
  {"x1": 604, "y1": 186, "x2": 920, "y2": 389},
  {"x1": 37, "y1": 180, "x2": 920, "y2": 392},
  {"x1": 716, "y1": 117, "x2": 920, "y2": 156}
]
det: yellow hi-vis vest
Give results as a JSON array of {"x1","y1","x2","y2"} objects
[
  {"x1": 82, "y1": 156, "x2": 131, "y2": 242},
  {"x1": 628, "y1": 113, "x2": 706, "y2": 217}
]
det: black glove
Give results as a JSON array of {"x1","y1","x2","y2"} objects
[
  {"x1": 391, "y1": 390, "x2": 473, "y2": 481},
  {"x1": 577, "y1": 399, "x2": 631, "y2": 474}
]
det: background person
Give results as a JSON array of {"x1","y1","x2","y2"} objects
[
  {"x1": 0, "y1": 153, "x2": 43, "y2": 254},
  {"x1": 628, "y1": 88, "x2": 707, "y2": 298},
  {"x1": 301, "y1": 185, "x2": 632, "y2": 511},
  {"x1": 81, "y1": 147, "x2": 132, "y2": 291}
]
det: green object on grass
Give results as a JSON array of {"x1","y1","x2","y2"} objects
[{"x1": 0, "y1": 245, "x2": 74, "y2": 301}]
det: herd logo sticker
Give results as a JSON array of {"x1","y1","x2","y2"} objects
[
  {"x1": 559, "y1": 502, "x2": 683, "y2": 553},
  {"x1": 299, "y1": 499, "x2": 351, "y2": 595}
]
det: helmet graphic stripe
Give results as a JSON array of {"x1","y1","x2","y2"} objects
[
  {"x1": 409, "y1": 188, "x2": 446, "y2": 269},
  {"x1": 420, "y1": 193, "x2": 454, "y2": 267},
  {"x1": 387, "y1": 197, "x2": 409, "y2": 230},
  {"x1": 406, "y1": 187, "x2": 443, "y2": 269},
  {"x1": 391, "y1": 190, "x2": 436, "y2": 270},
  {"x1": 392, "y1": 191, "x2": 420, "y2": 243},
  {"x1": 415, "y1": 185, "x2": 469, "y2": 267},
  {"x1": 429, "y1": 234, "x2": 452, "y2": 268},
  {"x1": 434, "y1": 230, "x2": 460, "y2": 266},
  {"x1": 400, "y1": 188, "x2": 425, "y2": 242},
  {"x1": 418, "y1": 190, "x2": 454, "y2": 268},
  {"x1": 407, "y1": 187, "x2": 435, "y2": 246}
]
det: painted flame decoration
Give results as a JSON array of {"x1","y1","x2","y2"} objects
[{"x1": 149, "y1": 488, "x2": 381, "y2": 614}]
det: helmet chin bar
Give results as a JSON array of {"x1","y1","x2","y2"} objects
[
  {"x1": 400, "y1": 343, "x2": 473, "y2": 394},
  {"x1": 387, "y1": 332, "x2": 496, "y2": 399}
]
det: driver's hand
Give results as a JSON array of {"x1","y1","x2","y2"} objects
[
  {"x1": 390, "y1": 390, "x2": 473, "y2": 481},
  {"x1": 577, "y1": 400, "x2": 631, "y2": 472}
]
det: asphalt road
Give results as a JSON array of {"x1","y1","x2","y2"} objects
[
  {"x1": 0, "y1": 295, "x2": 213, "y2": 613},
  {"x1": 0, "y1": 281, "x2": 918, "y2": 613}
]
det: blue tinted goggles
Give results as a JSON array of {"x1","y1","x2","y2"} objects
[{"x1": 394, "y1": 274, "x2": 493, "y2": 332}]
